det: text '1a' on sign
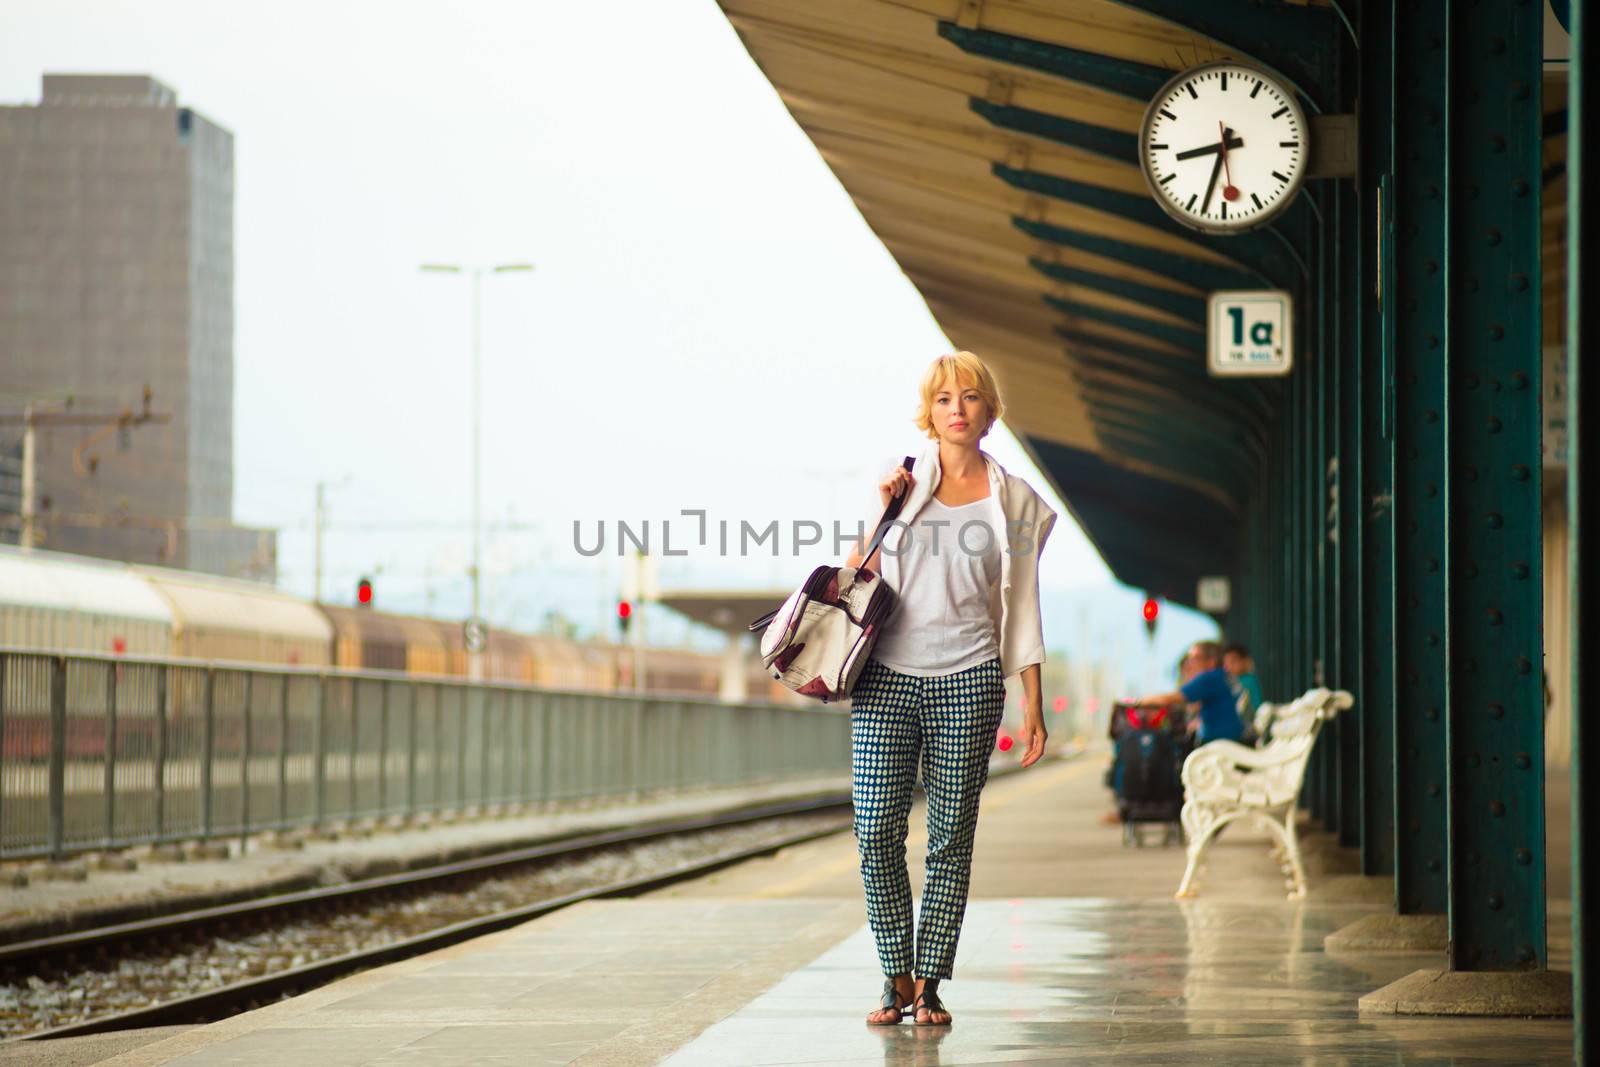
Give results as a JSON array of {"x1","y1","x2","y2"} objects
[{"x1": 1207, "y1": 290, "x2": 1293, "y2": 377}]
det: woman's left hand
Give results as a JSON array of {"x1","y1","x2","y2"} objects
[{"x1": 1018, "y1": 712, "x2": 1047, "y2": 768}]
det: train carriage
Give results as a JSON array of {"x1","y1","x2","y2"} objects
[
  {"x1": 318, "y1": 604, "x2": 451, "y2": 675},
  {"x1": 133, "y1": 565, "x2": 333, "y2": 666},
  {"x1": 0, "y1": 545, "x2": 174, "y2": 656},
  {"x1": 2, "y1": 547, "x2": 784, "y2": 703}
]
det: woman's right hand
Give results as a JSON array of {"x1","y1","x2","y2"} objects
[{"x1": 878, "y1": 464, "x2": 914, "y2": 509}]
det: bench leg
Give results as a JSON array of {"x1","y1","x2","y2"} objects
[
  {"x1": 1259, "y1": 810, "x2": 1307, "y2": 898},
  {"x1": 1175, "y1": 804, "x2": 1220, "y2": 898}
]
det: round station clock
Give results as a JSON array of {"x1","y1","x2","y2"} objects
[{"x1": 1138, "y1": 61, "x2": 1309, "y2": 235}]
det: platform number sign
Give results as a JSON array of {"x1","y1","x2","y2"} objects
[
  {"x1": 1208, "y1": 290, "x2": 1293, "y2": 377},
  {"x1": 1196, "y1": 576, "x2": 1231, "y2": 615}
]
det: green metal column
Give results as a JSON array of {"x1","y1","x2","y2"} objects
[
  {"x1": 1315, "y1": 194, "x2": 1341, "y2": 833},
  {"x1": 1335, "y1": 183, "x2": 1363, "y2": 850},
  {"x1": 1391, "y1": 0, "x2": 1451, "y2": 916},
  {"x1": 1570, "y1": 0, "x2": 1596, "y2": 1049},
  {"x1": 1443, "y1": 0, "x2": 1545, "y2": 970},
  {"x1": 1295, "y1": 332, "x2": 1320, "y2": 818},
  {"x1": 1318, "y1": 193, "x2": 1344, "y2": 835},
  {"x1": 1358, "y1": 0, "x2": 1397, "y2": 877}
]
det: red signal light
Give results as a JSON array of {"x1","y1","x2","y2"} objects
[
  {"x1": 357, "y1": 577, "x2": 373, "y2": 606},
  {"x1": 1142, "y1": 598, "x2": 1159, "y2": 622},
  {"x1": 617, "y1": 600, "x2": 632, "y2": 619}
]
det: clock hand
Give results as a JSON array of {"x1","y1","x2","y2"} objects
[
  {"x1": 1218, "y1": 123, "x2": 1239, "y2": 201},
  {"x1": 1201, "y1": 150, "x2": 1223, "y2": 215},
  {"x1": 1173, "y1": 135, "x2": 1243, "y2": 161}
]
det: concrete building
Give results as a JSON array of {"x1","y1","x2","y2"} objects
[{"x1": 0, "y1": 74, "x2": 274, "y2": 581}]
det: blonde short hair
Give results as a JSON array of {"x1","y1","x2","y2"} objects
[{"x1": 914, "y1": 351, "x2": 1003, "y2": 440}]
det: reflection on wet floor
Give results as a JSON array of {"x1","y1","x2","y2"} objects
[{"x1": 660, "y1": 898, "x2": 1573, "y2": 1066}]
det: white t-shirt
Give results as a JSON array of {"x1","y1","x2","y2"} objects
[{"x1": 871, "y1": 494, "x2": 1003, "y2": 677}]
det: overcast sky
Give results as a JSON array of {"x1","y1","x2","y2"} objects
[{"x1": 2, "y1": 0, "x2": 1218, "y2": 687}]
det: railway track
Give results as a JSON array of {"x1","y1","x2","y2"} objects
[{"x1": 1, "y1": 795, "x2": 853, "y2": 1043}]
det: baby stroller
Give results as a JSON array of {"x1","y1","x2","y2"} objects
[{"x1": 1106, "y1": 702, "x2": 1187, "y2": 847}]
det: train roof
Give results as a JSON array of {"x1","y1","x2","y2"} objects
[
  {"x1": 317, "y1": 603, "x2": 451, "y2": 651},
  {"x1": 0, "y1": 545, "x2": 176, "y2": 623},
  {"x1": 131, "y1": 564, "x2": 334, "y2": 643}
]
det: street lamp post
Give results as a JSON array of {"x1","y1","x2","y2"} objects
[{"x1": 421, "y1": 262, "x2": 534, "y2": 680}]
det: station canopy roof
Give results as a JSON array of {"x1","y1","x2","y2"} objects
[
  {"x1": 657, "y1": 590, "x2": 789, "y2": 635},
  {"x1": 715, "y1": 0, "x2": 1350, "y2": 605}
]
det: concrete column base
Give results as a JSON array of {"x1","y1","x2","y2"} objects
[
  {"x1": 1325, "y1": 913, "x2": 1447, "y2": 953},
  {"x1": 1359, "y1": 967, "x2": 1573, "y2": 1016},
  {"x1": 1312, "y1": 874, "x2": 1395, "y2": 905}
]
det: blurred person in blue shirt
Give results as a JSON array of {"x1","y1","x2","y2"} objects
[
  {"x1": 1132, "y1": 641, "x2": 1243, "y2": 744},
  {"x1": 1224, "y1": 643, "x2": 1264, "y2": 739}
]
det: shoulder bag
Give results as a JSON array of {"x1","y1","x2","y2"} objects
[{"x1": 745, "y1": 456, "x2": 915, "y2": 702}]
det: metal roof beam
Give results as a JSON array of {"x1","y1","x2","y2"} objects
[
  {"x1": 1066, "y1": 348, "x2": 1278, "y2": 429},
  {"x1": 1071, "y1": 360, "x2": 1268, "y2": 436},
  {"x1": 969, "y1": 98, "x2": 1139, "y2": 164},
  {"x1": 1021, "y1": 434, "x2": 1239, "y2": 599},
  {"x1": 1107, "y1": 0, "x2": 1339, "y2": 111},
  {"x1": 1015, "y1": 216, "x2": 1264, "y2": 292},
  {"x1": 994, "y1": 163, "x2": 1306, "y2": 285},
  {"x1": 1055, "y1": 326, "x2": 1280, "y2": 417},
  {"x1": 1045, "y1": 294, "x2": 1203, "y2": 353},
  {"x1": 936, "y1": 21, "x2": 1173, "y2": 101},
  {"x1": 1081, "y1": 420, "x2": 1247, "y2": 510},
  {"x1": 1083, "y1": 396, "x2": 1259, "y2": 471},
  {"x1": 1030, "y1": 256, "x2": 1204, "y2": 322},
  {"x1": 1085, "y1": 402, "x2": 1260, "y2": 476}
]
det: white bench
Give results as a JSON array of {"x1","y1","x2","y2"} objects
[{"x1": 1174, "y1": 687, "x2": 1354, "y2": 900}]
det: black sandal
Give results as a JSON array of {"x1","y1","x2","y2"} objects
[
  {"x1": 867, "y1": 977, "x2": 911, "y2": 1026},
  {"x1": 912, "y1": 977, "x2": 951, "y2": 1026}
]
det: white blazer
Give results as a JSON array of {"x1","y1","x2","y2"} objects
[{"x1": 861, "y1": 439, "x2": 1057, "y2": 680}]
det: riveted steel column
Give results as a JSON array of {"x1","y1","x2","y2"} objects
[
  {"x1": 1444, "y1": 0, "x2": 1545, "y2": 970},
  {"x1": 1572, "y1": 0, "x2": 1598, "y2": 1049},
  {"x1": 1316, "y1": 205, "x2": 1339, "y2": 830},
  {"x1": 1391, "y1": 0, "x2": 1451, "y2": 916},
  {"x1": 1294, "y1": 404, "x2": 1311, "y2": 817},
  {"x1": 1317, "y1": 190, "x2": 1343, "y2": 834},
  {"x1": 1279, "y1": 416, "x2": 1292, "y2": 698},
  {"x1": 1356, "y1": 0, "x2": 1396, "y2": 877},
  {"x1": 1335, "y1": 182, "x2": 1364, "y2": 850}
]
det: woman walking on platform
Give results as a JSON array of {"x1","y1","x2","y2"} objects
[{"x1": 844, "y1": 352, "x2": 1057, "y2": 1027}]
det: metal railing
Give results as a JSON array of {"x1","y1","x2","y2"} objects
[{"x1": 0, "y1": 647, "x2": 850, "y2": 861}]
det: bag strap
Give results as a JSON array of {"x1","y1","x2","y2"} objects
[
  {"x1": 746, "y1": 455, "x2": 917, "y2": 634},
  {"x1": 859, "y1": 455, "x2": 916, "y2": 575}
]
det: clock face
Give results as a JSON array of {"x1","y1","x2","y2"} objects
[{"x1": 1139, "y1": 62, "x2": 1309, "y2": 234}]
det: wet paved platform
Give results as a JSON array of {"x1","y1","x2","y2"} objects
[{"x1": 45, "y1": 755, "x2": 1574, "y2": 1066}]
